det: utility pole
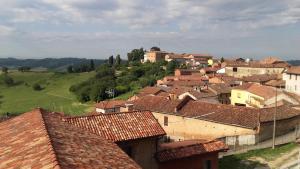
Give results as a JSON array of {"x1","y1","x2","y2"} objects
[{"x1": 272, "y1": 87, "x2": 278, "y2": 149}]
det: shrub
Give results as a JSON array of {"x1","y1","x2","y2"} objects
[
  {"x1": 2, "y1": 75, "x2": 14, "y2": 86},
  {"x1": 33, "y1": 83, "x2": 42, "y2": 91}
]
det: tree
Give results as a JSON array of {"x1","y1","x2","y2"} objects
[
  {"x1": 67, "y1": 65, "x2": 73, "y2": 73},
  {"x1": 220, "y1": 57, "x2": 225, "y2": 63},
  {"x1": 1, "y1": 67, "x2": 8, "y2": 74},
  {"x1": 127, "y1": 48, "x2": 144, "y2": 62},
  {"x1": 3, "y1": 75, "x2": 14, "y2": 86},
  {"x1": 166, "y1": 60, "x2": 179, "y2": 75},
  {"x1": 108, "y1": 55, "x2": 114, "y2": 66},
  {"x1": 150, "y1": 46, "x2": 160, "y2": 51},
  {"x1": 90, "y1": 59, "x2": 95, "y2": 71},
  {"x1": 18, "y1": 66, "x2": 31, "y2": 72},
  {"x1": 115, "y1": 54, "x2": 121, "y2": 66}
]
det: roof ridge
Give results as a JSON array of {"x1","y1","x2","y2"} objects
[
  {"x1": 64, "y1": 110, "x2": 151, "y2": 119},
  {"x1": 38, "y1": 109, "x2": 62, "y2": 169}
]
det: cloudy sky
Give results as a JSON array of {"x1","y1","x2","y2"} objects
[{"x1": 0, "y1": 0, "x2": 300, "y2": 60}]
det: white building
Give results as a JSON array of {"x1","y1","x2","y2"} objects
[{"x1": 283, "y1": 66, "x2": 300, "y2": 95}]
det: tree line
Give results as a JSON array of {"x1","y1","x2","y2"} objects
[{"x1": 69, "y1": 48, "x2": 179, "y2": 102}]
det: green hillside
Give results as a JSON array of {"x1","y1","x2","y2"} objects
[{"x1": 0, "y1": 71, "x2": 95, "y2": 116}]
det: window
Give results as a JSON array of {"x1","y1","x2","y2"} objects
[
  {"x1": 233, "y1": 67, "x2": 238, "y2": 72},
  {"x1": 290, "y1": 74, "x2": 292, "y2": 80},
  {"x1": 296, "y1": 85, "x2": 297, "y2": 91},
  {"x1": 164, "y1": 116, "x2": 168, "y2": 126},
  {"x1": 296, "y1": 75, "x2": 298, "y2": 80},
  {"x1": 203, "y1": 160, "x2": 212, "y2": 169},
  {"x1": 237, "y1": 93, "x2": 241, "y2": 98}
]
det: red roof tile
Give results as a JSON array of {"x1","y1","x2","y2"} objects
[
  {"x1": 286, "y1": 66, "x2": 300, "y2": 75},
  {"x1": 156, "y1": 140, "x2": 228, "y2": 162},
  {"x1": 0, "y1": 108, "x2": 140, "y2": 169},
  {"x1": 132, "y1": 96, "x2": 300, "y2": 129},
  {"x1": 64, "y1": 111, "x2": 166, "y2": 142},
  {"x1": 242, "y1": 74, "x2": 279, "y2": 83},
  {"x1": 95, "y1": 100, "x2": 126, "y2": 109}
]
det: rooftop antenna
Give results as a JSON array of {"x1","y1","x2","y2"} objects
[{"x1": 105, "y1": 88, "x2": 115, "y2": 99}]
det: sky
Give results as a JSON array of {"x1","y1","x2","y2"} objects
[{"x1": 0, "y1": 0, "x2": 300, "y2": 60}]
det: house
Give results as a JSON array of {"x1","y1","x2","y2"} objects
[
  {"x1": 200, "y1": 67, "x2": 220, "y2": 75},
  {"x1": 265, "y1": 79, "x2": 286, "y2": 89},
  {"x1": 156, "y1": 139, "x2": 228, "y2": 169},
  {"x1": 241, "y1": 74, "x2": 280, "y2": 85},
  {"x1": 145, "y1": 50, "x2": 169, "y2": 63},
  {"x1": 128, "y1": 86, "x2": 169, "y2": 101},
  {"x1": 224, "y1": 57, "x2": 289, "y2": 77},
  {"x1": 187, "y1": 54, "x2": 213, "y2": 68},
  {"x1": 216, "y1": 67, "x2": 226, "y2": 74},
  {"x1": 208, "y1": 83, "x2": 232, "y2": 104},
  {"x1": 174, "y1": 69, "x2": 200, "y2": 76},
  {"x1": 231, "y1": 83, "x2": 299, "y2": 108},
  {"x1": 283, "y1": 66, "x2": 300, "y2": 95},
  {"x1": 0, "y1": 108, "x2": 140, "y2": 169},
  {"x1": 165, "y1": 53, "x2": 188, "y2": 64},
  {"x1": 64, "y1": 111, "x2": 166, "y2": 169},
  {"x1": 209, "y1": 75, "x2": 241, "y2": 87},
  {"x1": 166, "y1": 86, "x2": 218, "y2": 103},
  {"x1": 95, "y1": 100, "x2": 126, "y2": 113},
  {"x1": 131, "y1": 95, "x2": 300, "y2": 146}
]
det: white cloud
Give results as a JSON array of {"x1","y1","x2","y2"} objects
[{"x1": 0, "y1": 25, "x2": 15, "y2": 36}]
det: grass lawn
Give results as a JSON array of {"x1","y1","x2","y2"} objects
[
  {"x1": 0, "y1": 71, "x2": 95, "y2": 116},
  {"x1": 219, "y1": 143, "x2": 298, "y2": 169}
]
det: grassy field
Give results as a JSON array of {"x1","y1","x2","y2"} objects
[
  {"x1": 0, "y1": 71, "x2": 95, "y2": 116},
  {"x1": 219, "y1": 143, "x2": 298, "y2": 169}
]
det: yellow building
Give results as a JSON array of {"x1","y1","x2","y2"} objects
[{"x1": 231, "y1": 83, "x2": 299, "y2": 108}]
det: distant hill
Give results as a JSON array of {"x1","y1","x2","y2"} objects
[
  {"x1": 287, "y1": 60, "x2": 300, "y2": 66},
  {"x1": 0, "y1": 58, "x2": 106, "y2": 71}
]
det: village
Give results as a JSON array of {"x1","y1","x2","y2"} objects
[{"x1": 1, "y1": 47, "x2": 300, "y2": 169}]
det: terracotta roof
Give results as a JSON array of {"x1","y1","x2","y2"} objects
[
  {"x1": 208, "y1": 83, "x2": 232, "y2": 94},
  {"x1": 0, "y1": 108, "x2": 140, "y2": 169},
  {"x1": 132, "y1": 95, "x2": 181, "y2": 114},
  {"x1": 178, "y1": 101, "x2": 261, "y2": 128},
  {"x1": 166, "y1": 53, "x2": 187, "y2": 59},
  {"x1": 242, "y1": 74, "x2": 279, "y2": 83},
  {"x1": 235, "y1": 83, "x2": 278, "y2": 99},
  {"x1": 132, "y1": 96, "x2": 300, "y2": 129},
  {"x1": 95, "y1": 100, "x2": 126, "y2": 109},
  {"x1": 259, "y1": 57, "x2": 283, "y2": 64},
  {"x1": 189, "y1": 54, "x2": 213, "y2": 58},
  {"x1": 181, "y1": 90, "x2": 217, "y2": 100},
  {"x1": 265, "y1": 80, "x2": 286, "y2": 88},
  {"x1": 156, "y1": 140, "x2": 228, "y2": 162},
  {"x1": 169, "y1": 86, "x2": 193, "y2": 95},
  {"x1": 179, "y1": 101, "x2": 300, "y2": 129},
  {"x1": 226, "y1": 60, "x2": 289, "y2": 68},
  {"x1": 166, "y1": 80, "x2": 206, "y2": 87},
  {"x1": 286, "y1": 66, "x2": 300, "y2": 75},
  {"x1": 64, "y1": 111, "x2": 166, "y2": 142}
]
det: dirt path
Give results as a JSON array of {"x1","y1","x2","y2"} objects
[
  {"x1": 248, "y1": 147, "x2": 300, "y2": 169},
  {"x1": 269, "y1": 147, "x2": 299, "y2": 168}
]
